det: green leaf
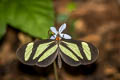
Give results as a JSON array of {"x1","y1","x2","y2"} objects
[
  {"x1": 0, "y1": 1, "x2": 7, "y2": 39},
  {"x1": 1, "y1": 0, "x2": 55, "y2": 39},
  {"x1": 0, "y1": 22, "x2": 6, "y2": 39}
]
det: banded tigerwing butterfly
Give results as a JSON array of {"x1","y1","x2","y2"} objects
[{"x1": 16, "y1": 39, "x2": 98, "y2": 68}]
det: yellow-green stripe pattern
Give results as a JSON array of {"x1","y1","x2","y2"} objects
[
  {"x1": 33, "y1": 42, "x2": 53, "y2": 60},
  {"x1": 59, "y1": 44, "x2": 79, "y2": 61},
  {"x1": 25, "y1": 42, "x2": 34, "y2": 61},
  {"x1": 81, "y1": 42, "x2": 91, "y2": 60},
  {"x1": 62, "y1": 41, "x2": 83, "y2": 59},
  {"x1": 38, "y1": 45, "x2": 58, "y2": 62}
]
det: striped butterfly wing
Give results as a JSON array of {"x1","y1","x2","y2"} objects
[
  {"x1": 59, "y1": 39, "x2": 98, "y2": 66},
  {"x1": 16, "y1": 39, "x2": 58, "y2": 67}
]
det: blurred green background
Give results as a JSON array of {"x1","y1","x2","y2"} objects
[{"x1": 0, "y1": 0, "x2": 120, "y2": 80}]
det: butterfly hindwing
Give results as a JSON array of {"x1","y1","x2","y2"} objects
[
  {"x1": 59, "y1": 39, "x2": 98, "y2": 66},
  {"x1": 16, "y1": 39, "x2": 58, "y2": 67}
]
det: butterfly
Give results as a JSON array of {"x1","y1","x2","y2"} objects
[{"x1": 16, "y1": 23, "x2": 99, "y2": 68}]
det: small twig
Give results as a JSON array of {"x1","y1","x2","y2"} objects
[{"x1": 53, "y1": 61, "x2": 59, "y2": 80}]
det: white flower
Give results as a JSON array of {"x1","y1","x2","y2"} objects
[{"x1": 50, "y1": 23, "x2": 72, "y2": 39}]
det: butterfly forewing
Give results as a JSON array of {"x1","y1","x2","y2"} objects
[
  {"x1": 59, "y1": 39, "x2": 98, "y2": 66},
  {"x1": 16, "y1": 39, "x2": 58, "y2": 67}
]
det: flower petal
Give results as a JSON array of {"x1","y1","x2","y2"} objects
[
  {"x1": 60, "y1": 33, "x2": 72, "y2": 39},
  {"x1": 59, "y1": 23, "x2": 66, "y2": 33},
  {"x1": 50, "y1": 35, "x2": 56, "y2": 39},
  {"x1": 50, "y1": 27, "x2": 58, "y2": 35}
]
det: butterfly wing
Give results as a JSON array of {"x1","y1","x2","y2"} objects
[
  {"x1": 59, "y1": 39, "x2": 99, "y2": 66},
  {"x1": 16, "y1": 39, "x2": 58, "y2": 67}
]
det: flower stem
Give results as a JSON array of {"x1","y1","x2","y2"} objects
[{"x1": 53, "y1": 61, "x2": 59, "y2": 80}]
